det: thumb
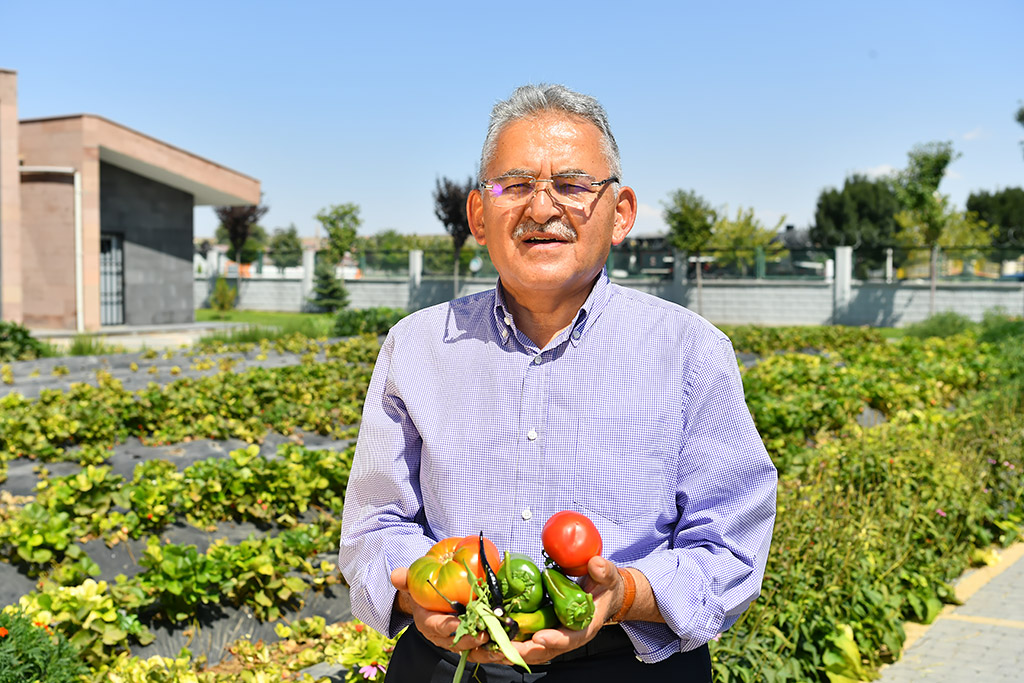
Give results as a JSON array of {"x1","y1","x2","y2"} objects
[
  {"x1": 586, "y1": 555, "x2": 618, "y2": 587},
  {"x1": 391, "y1": 567, "x2": 409, "y2": 592}
]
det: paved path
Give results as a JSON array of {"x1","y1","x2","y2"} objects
[{"x1": 877, "y1": 543, "x2": 1024, "y2": 682}]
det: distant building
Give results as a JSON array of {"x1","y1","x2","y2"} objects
[{"x1": 0, "y1": 68, "x2": 260, "y2": 331}]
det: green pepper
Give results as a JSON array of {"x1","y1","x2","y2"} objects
[
  {"x1": 508, "y1": 604, "x2": 559, "y2": 641},
  {"x1": 542, "y1": 568, "x2": 595, "y2": 631},
  {"x1": 498, "y1": 552, "x2": 545, "y2": 613}
]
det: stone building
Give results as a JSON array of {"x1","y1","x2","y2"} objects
[{"x1": 0, "y1": 68, "x2": 260, "y2": 332}]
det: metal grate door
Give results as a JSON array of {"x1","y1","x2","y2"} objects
[{"x1": 100, "y1": 234, "x2": 124, "y2": 326}]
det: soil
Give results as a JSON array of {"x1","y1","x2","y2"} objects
[{"x1": 0, "y1": 346, "x2": 355, "y2": 668}]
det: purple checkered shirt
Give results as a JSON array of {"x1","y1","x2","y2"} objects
[{"x1": 339, "y1": 270, "x2": 777, "y2": 663}]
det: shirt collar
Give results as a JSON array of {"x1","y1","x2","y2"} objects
[{"x1": 491, "y1": 268, "x2": 613, "y2": 348}]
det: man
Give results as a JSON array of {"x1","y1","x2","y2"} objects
[{"x1": 339, "y1": 84, "x2": 777, "y2": 681}]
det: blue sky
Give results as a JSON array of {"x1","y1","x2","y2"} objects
[{"x1": 3, "y1": 1, "x2": 1022, "y2": 240}]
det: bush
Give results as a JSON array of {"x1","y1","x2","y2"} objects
[
  {"x1": 903, "y1": 311, "x2": 974, "y2": 339},
  {"x1": 334, "y1": 307, "x2": 407, "y2": 337},
  {"x1": 0, "y1": 321, "x2": 51, "y2": 362},
  {"x1": 0, "y1": 608, "x2": 88, "y2": 683},
  {"x1": 209, "y1": 277, "x2": 238, "y2": 316}
]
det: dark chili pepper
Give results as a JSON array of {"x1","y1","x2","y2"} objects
[
  {"x1": 508, "y1": 604, "x2": 558, "y2": 641},
  {"x1": 427, "y1": 580, "x2": 466, "y2": 615},
  {"x1": 479, "y1": 532, "x2": 505, "y2": 614},
  {"x1": 498, "y1": 552, "x2": 545, "y2": 613},
  {"x1": 542, "y1": 568, "x2": 595, "y2": 631}
]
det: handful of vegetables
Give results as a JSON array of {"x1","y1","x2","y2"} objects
[{"x1": 406, "y1": 511, "x2": 603, "y2": 679}]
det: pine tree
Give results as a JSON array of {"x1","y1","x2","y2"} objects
[{"x1": 308, "y1": 258, "x2": 349, "y2": 312}]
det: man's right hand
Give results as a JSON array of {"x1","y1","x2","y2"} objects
[{"x1": 390, "y1": 567, "x2": 491, "y2": 655}]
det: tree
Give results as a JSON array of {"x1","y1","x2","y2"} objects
[
  {"x1": 316, "y1": 203, "x2": 362, "y2": 264},
  {"x1": 707, "y1": 207, "x2": 787, "y2": 277},
  {"x1": 662, "y1": 189, "x2": 718, "y2": 316},
  {"x1": 214, "y1": 204, "x2": 269, "y2": 269},
  {"x1": 308, "y1": 258, "x2": 349, "y2": 312},
  {"x1": 967, "y1": 187, "x2": 1024, "y2": 257},
  {"x1": 433, "y1": 176, "x2": 475, "y2": 298},
  {"x1": 356, "y1": 228, "x2": 415, "y2": 273},
  {"x1": 266, "y1": 224, "x2": 303, "y2": 274},
  {"x1": 810, "y1": 174, "x2": 903, "y2": 278},
  {"x1": 1017, "y1": 103, "x2": 1024, "y2": 159},
  {"x1": 892, "y1": 141, "x2": 961, "y2": 314}
]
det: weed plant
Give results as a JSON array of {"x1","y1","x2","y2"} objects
[{"x1": 0, "y1": 609, "x2": 87, "y2": 683}]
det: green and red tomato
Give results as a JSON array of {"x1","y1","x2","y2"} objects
[{"x1": 407, "y1": 535, "x2": 501, "y2": 612}]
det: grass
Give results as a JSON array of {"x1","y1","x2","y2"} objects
[
  {"x1": 195, "y1": 309, "x2": 336, "y2": 347},
  {"x1": 195, "y1": 309, "x2": 334, "y2": 328}
]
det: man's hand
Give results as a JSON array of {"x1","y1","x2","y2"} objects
[
  {"x1": 464, "y1": 555, "x2": 626, "y2": 667},
  {"x1": 390, "y1": 567, "x2": 489, "y2": 653}
]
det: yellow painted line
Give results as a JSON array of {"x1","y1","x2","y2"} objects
[
  {"x1": 896, "y1": 541, "x2": 1024, "y2": 654},
  {"x1": 953, "y1": 542, "x2": 1024, "y2": 604},
  {"x1": 942, "y1": 613, "x2": 1024, "y2": 630}
]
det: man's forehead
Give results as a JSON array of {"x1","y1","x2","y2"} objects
[{"x1": 487, "y1": 113, "x2": 606, "y2": 175}]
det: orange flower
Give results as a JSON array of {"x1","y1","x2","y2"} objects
[{"x1": 0, "y1": 626, "x2": 8, "y2": 637}]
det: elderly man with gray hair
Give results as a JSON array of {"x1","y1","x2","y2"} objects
[{"x1": 339, "y1": 83, "x2": 777, "y2": 682}]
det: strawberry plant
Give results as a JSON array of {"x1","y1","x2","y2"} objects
[{"x1": 14, "y1": 578, "x2": 154, "y2": 669}]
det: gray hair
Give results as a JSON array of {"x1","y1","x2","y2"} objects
[{"x1": 478, "y1": 84, "x2": 622, "y2": 183}]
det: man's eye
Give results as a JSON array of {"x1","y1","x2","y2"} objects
[
  {"x1": 553, "y1": 179, "x2": 590, "y2": 195},
  {"x1": 501, "y1": 178, "x2": 533, "y2": 195}
]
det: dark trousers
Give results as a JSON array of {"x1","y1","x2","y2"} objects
[{"x1": 384, "y1": 624, "x2": 712, "y2": 683}]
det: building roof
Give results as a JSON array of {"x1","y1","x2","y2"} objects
[{"x1": 19, "y1": 114, "x2": 260, "y2": 206}]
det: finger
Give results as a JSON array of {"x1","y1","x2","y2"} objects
[
  {"x1": 586, "y1": 555, "x2": 617, "y2": 585},
  {"x1": 390, "y1": 567, "x2": 409, "y2": 592}
]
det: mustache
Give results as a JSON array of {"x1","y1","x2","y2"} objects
[{"x1": 512, "y1": 219, "x2": 578, "y2": 242}]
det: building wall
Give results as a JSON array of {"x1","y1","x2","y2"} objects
[
  {"x1": 20, "y1": 174, "x2": 77, "y2": 328},
  {"x1": 100, "y1": 162, "x2": 194, "y2": 325},
  {"x1": 0, "y1": 70, "x2": 22, "y2": 323}
]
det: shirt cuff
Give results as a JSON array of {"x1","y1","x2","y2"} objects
[{"x1": 629, "y1": 551, "x2": 726, "y2": 653}]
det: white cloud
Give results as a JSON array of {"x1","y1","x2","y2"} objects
[
  {"x1": 963, "y1": 127, "x2": 983, "y2": 141},
  {"x1": 859, "y1": 164, "x2": 897, "y2": 179},
  {"x1": 631, "y1": 202, "x2": 667, "y2": 237},
  {"x1": 945, "y1": 169, "x2": 963, "y2": 180}
]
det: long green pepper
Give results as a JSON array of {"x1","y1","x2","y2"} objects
[{"x1": 541, "y1": 568, "x2": 595, "y2": 631}]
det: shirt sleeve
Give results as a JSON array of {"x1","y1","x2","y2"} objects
[
  {"x1": 338, "y1": 330, "x2": 434, "y2": 637},
  {"x1": 625, "y1": 337, "x2": 777, "y2": 660}
]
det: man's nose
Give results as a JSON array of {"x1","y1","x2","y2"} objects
[{"x1": 524, "y1": 184, "x2": 563, "y2": 223}]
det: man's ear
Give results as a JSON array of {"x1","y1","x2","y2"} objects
[
  {"x1": 611, "y1": 185, "x2": 638, "y2": 245},
  {"x1": 467, "y1": 189, "x2": 487, "y2": 245}
]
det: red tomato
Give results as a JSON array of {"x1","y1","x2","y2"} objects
[
  {"x1": 541, "y1": 511, "x2": 602, "y2": 576},
  {"x1": 407, "y1": 535, "x2": 501, "y2": 612}
]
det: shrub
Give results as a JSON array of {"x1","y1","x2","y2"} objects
[
  {"x1": 0, "y1": 608, "x2": 87, "y2": 683},
  {"x1": 0, "y1": 321, "x2": 51, "y2": 361},
  {"x1": 334, "y1": 307, "x2": 407, "y2": 337},
  {"x1": 903, "y1": 311, "x2": 974, "y2": 339},
  {"x1": 209, "y1": 276, "x2": 238, "y2": 316}
]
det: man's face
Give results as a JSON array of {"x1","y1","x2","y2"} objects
[{"x1": 467, "y1": 113, "x2": 636, "y2": 307}]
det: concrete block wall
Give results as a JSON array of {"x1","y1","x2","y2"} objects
[
  {"x1": 684, "y1": 281, "x2": 835, "y2": 325},
  {"x1": 101, "y1": 162, "x2": 194, "y2": 325}
]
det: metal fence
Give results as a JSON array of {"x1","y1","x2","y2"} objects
[{"x1": 853, "y1": 246, "x2": 1024, "y2": 282}]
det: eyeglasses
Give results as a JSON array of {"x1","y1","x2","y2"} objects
[{"x1": 480, "y1": 174, "x2": 618, "y2": 209}]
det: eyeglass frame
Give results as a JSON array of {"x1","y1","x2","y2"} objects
[{"x1": 478, "y1": 173, "x2": 619, "y2": 208}]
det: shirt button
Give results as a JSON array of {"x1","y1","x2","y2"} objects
[
  {"x1": 571, "y1": 329, "x2": 581, "y2": 340},
  {"x1": 527, "y1": 428, "x2": 537, "y2": 441},
  {"x1": 504, "y1": 315, "x2": 513, "y2": 325},
  {"x1": 500, "y1": 328, "x2": 509, "y2": 339},
  {"x1": 532, "y1": 355, "x2": 542, "y2": 365},
  {"x1": 521, "y1": 508, "x2": 533, "y2": 520}
]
